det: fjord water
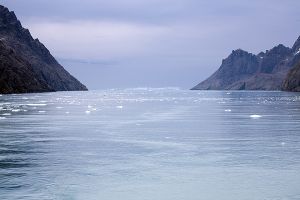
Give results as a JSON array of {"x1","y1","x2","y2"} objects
[{"x1": 1, "y1": 89, "x2": 300, "y2": 200}]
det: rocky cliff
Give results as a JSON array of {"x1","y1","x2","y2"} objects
[
  {"x1": 282, "y1": 61, "x2": 300, "y2": 92},
  {"x1": 0, "y1": 5, "x2": 87, "y2": 94},
  {"x1": 192, "y1": 36, "x2": 300, "y2": 91}
]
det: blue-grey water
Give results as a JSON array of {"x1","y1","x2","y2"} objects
[{"x1": 1, "y1": 88, "x2": 300, "y2": 200}]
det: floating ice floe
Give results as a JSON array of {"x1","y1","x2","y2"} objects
[
  {"x1": 281, "y1": 142, "x2": 286, "y2": 146},
  {"x1": 85, "y1": 110, "x2": 91, "y2": 114},
  {"x1": 27, "y1": 103, "x2": 47, "y2": 107},
  {"x1": 56, "y1": 107, "x2": 63, "y2": 109},
  {"x1": 116, "y1": 106, "x2": 123, "y2": 109},
  {"x1": 225, "y1": 109, "x2": 232, "y2": 112},
  {"x1": 2, "y1": 113, "x2": 11, "y2": 116},
  {"x1": 250, "y1": 115, "x2": 262, "y2": 119},
  {"x1": 38, "y1": 111, "x2": 46, "y2": 113},
  {"x1": 65, "y1": 112, "x2": 70, "y2": 114},
  {"x1": 12, "y1": 109, "x2": 21, "y2": 112},
  {"x1": 0, "y1": 117, "x2": 6, "y2": 119}
]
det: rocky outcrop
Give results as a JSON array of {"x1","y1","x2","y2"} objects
[
  {"x1": 282, "y1": 36, "x2": 300, "y2": 92},
  {"x1": 0, "y1": 5, "x2": 87, "y2": 94},
  {"x1": 192, "y1": 36, "x2": 300, "y2": 91},
  {"x1": 282, "y1": 62, "x2": 300, "y2": 92}
]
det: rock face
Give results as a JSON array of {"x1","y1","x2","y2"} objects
[
  {"x1": 282, "y1": 61, "x2": 300, "y2": 92},
  {"x1": 192, "y1": 36, "x2": 300, "y2": 91},
  {"x1": 0, "y1": 5, "x2": 87, "y2": 94}
]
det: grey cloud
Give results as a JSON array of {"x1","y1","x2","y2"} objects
[
  {"x1": 58, "y1": 58, "x2": 118, "y2": 66},
  {"x1": 4, "y1": 0, "x2": 299, "y2": 24}
]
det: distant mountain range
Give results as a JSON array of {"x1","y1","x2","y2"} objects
[
  {"x1": 192, "y1": 35, "x2": 300, "y2": 91},
  {"x1": 0, "y1": 5, "x2": 87, "y2": 94}
]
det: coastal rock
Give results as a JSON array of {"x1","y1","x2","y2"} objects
[
  {"x1": 282, "y1": 61, "x2": 300, "y2": 92},
  {"x1": 0, "y1": 5, "x2": 87, "y2": 94}
]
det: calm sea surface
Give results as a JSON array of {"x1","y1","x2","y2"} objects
[{"x1": 0, "y1": 88, "x2": 300, "y2": 200}]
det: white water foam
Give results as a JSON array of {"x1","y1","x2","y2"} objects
[{"x1": 250, "y1": 115, "x2": 262, "y2": 119}]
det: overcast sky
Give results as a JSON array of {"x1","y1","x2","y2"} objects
[{"x1": 2, "y1": 0, "x2": 300, "y2": 89}]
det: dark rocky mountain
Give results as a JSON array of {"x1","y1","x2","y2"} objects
[
  {"x1": 192, "y1": 36, "x2": 300, "y2": 91},
  {"x1": 282, "y1": 37, "x2": 300, "y2": 92},
  {"x1": 282, "y1": 61, "x2": 300, "y2": 92},
  {"x1": 0, "y1": 5, "x2": 87, "y2": 94}
]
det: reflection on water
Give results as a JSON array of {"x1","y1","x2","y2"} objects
[{"x1": 0, "y1": 89, "x2": 300, "y2": 200}]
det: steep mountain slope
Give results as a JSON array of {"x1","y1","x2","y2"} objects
[
  {"x1": 0, "y1": 39, "x2": 52, "y2": 93},
  {"x1": 192, "y1": 36, "x2": 300, "y2": 91},
  {"x1": 282, "y1": 61, "x2": 300, "y2": 92},
  {"x1": 0, "y1": 5, "x2": 87, "y2": 94}
]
